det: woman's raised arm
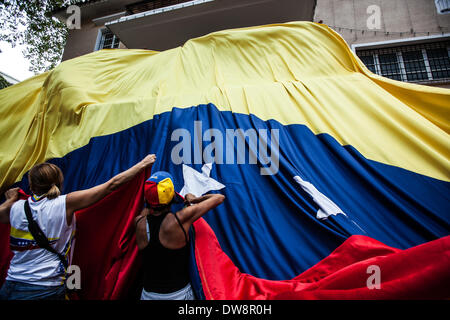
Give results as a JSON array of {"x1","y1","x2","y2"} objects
[{"x1": 65, "y1": 154, "x2": 156, "y2": 225}]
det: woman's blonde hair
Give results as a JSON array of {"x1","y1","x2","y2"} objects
[{"x1": 28, "y1": 163, "x2": 64, "y2": 199}]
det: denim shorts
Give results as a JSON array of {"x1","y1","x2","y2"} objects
[{"x1": 0, "y1": 280, "x2": 66, "y2": 300}]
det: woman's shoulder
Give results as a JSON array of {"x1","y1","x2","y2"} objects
[
  {"x1": 43, "y1": 195, "x2": 67, "y2": 213},
  {"x1": 10, "y1": 198, "x2": 26, "y2": 213},
  {"x1": 45, "y1": 194, "x2": 67, "y2": 204},
  {"x1": 40, "y1": 195, "x2": 69, "y2": 229}
]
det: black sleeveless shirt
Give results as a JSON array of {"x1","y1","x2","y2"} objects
[{"x1": 142, "y1": 212, "x2": 190, "y2": 293}]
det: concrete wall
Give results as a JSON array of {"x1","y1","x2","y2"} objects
[
  {"x1": 314, "y1": 0, "x2": 450, "y2": 46},
  {"x1": 62, "y1": 22, "x2": 127, "y2": 61},
  {"x1": 62, "y1": 21, "x2": 100, "y2": 61}
]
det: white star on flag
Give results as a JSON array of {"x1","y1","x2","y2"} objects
[
  {"x1": 180, "y1": 163, "x2": 225, "y2": 197},
  {"x1": 293, "y1": 175, "x2": 346, "y2": 220}
]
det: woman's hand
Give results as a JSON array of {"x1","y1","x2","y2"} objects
[
  {"x1": 5, "y1": 188, "x2": 20, "y2": 202},
  {"x1": 184, "y1": 193, "x2": 217, "y2": 205},
  {"x1": 141, "y1": 154, "x2": 156, "y2": 168},
  {"x1": 0, "y1": 187, "x2": 20, "y2": 224},
  {"x1": 184, "y1": 193, "x2": 197, "y2": 204}
]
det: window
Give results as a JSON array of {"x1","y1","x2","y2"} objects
[
  {"x1": 427, "y1": 47, "x2": 450, "y2": 79},
  {"x1": 435, "y1": 0, "x2": 450, "y2": 14},
  {"x1": 402, "y1": 51, "x2": 428, "y2": 81},
  {"x1": 359, "y1": 55, "x2": 376, "y2": 73},
  {"x1": 356, "y1": 40, "x2": 450, "y2": 83},
  {"x1": 378, "y1": 53, "x2": 402, "y2": 81},
  {"x1": 96, "y1": 28, "x2": 120, "y2": 50}
]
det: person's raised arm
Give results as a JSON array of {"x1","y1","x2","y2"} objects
[
  {"x1": 0, "y1": 188, "x2": 20, "y2": 224},
  {"x1": 179, "y1": 193, "x2": 225, "y2": 225},
  {"x1": 65, "y1": 154, "x2": 156, "y2": 224}
]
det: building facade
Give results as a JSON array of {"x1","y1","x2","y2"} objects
[
  {"x1": 54, "y1": 0, "x2": 316, "y2": 60},
  {"x1": 314, "y1": 0, "x2": 450, "y2": 88}
]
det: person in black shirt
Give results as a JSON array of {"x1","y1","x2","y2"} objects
[{"x1": 134, "y1": 170, "x2": 225, "y2": 300}]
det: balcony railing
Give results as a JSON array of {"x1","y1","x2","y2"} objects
[{"x1": 125, "y1": 0, "x2": 194, "y2": 15}]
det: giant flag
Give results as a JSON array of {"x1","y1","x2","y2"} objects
[{"x1": 0, "y1": 22, "x2": 449, "y2": 299}]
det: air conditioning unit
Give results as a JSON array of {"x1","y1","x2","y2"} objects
[{"x1": 435, "y1": 0, "x2": 450, "y2": 14}]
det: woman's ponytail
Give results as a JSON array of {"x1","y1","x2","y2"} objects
[{"x1": 46, "y1": 184, "x2": 61, "y2": 199}]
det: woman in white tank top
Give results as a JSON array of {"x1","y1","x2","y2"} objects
[{"x1": 0, "y1": 154, "x2": 156, "y2": 300}]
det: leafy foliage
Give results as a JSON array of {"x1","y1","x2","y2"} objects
[
  {"x1": 0, "y1": 0, "x2": 81, "y2": 74},
  {"x1": 0, "y1": 74, "x2": 12, "y2": 89}
]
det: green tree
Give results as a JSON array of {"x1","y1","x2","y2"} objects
[
  {"x1": 0, "y1": 74, "x2": 12, "y2": 89},
  {"x1": 0, "y1": 0, "x2": 80, "y2": 75}
]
